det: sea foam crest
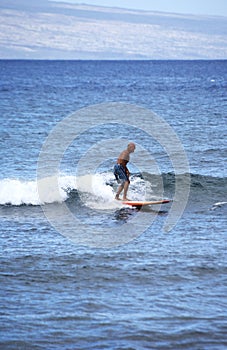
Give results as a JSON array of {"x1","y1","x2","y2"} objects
[
  {"x1": 0, "y1": 173, "x2": 115, "y2": 206},
  {"x1": 0, "y1": 176, "x2": 73, "y2": 206}
]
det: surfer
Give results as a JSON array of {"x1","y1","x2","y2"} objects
[{"x1": 114, "y1": 142, "x2": 136, "y2": 201}]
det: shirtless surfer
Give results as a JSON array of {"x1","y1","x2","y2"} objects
[{"x1": 114, "y1": 142, "x2": 136, "y2": 201}]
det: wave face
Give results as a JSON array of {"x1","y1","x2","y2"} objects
[{"x1": 0, "y1": 172, "x2": 226, "y2": 208}]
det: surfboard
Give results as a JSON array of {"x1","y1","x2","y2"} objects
[{"x1": 122, "y1": 199, "x2": 171, "y2": 207}]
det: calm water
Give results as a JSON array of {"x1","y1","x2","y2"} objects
[{"x1": 0, "y1": 60, "x2": 227, "y2": 349}]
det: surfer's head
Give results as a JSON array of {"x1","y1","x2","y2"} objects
[{"x1": 127, "y1": 142, "x2": 136, "y2": 153}]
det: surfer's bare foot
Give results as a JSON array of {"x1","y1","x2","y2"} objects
[
  {"x1": 123, "y1": 197, "x2": 131, "y2": 201},
  {"x1": 115, "y1": 195, "x2": 121, "y2": 200}
]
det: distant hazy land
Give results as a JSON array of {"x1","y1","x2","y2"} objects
[{"x1": 0, "y1": 0, "x2": 226, "y2": 59}]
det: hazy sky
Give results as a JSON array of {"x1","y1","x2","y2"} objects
[{"x1": 51, "y1": 0, "x2": 227, "y2": 16}]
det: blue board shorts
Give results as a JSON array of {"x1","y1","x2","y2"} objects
[{"x1": 114, "y1": 164, "x2": 129, "y2": 185}]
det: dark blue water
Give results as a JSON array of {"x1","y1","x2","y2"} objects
[{"x1": 0, "y1": 60, "x2": 227, "y2": 349}]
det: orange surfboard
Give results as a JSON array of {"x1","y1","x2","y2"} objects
[{"x1": 122, "y1": 199, "x2": 171, "y2": 207}]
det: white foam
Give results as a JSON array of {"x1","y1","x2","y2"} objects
[
  {"x1": 79, "y1": 173, "x2": 114, "y2": 201},
  {"x1": 0, "y1": 178, "x2": 39, "y2": 206},
  {"x1": 0, "y1": 173, "x2": 115, "y2": 206},
  {"x1": 0, "y1": 176, "x2": 71, "y2": 206},
  {"x1": 0, "y1": 172, "x2": 150, "y2": 207},
  {"x1": 213, "y1": 201, "x2": 227, "y2": 207}
]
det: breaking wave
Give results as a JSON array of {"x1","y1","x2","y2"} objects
[{"x1": 0, "y1": 172, "x2": 226, "y2": 208}]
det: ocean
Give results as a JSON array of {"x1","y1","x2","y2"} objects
[{"x1": 0, "y1": 60, "x2": 227, "y2": 349}]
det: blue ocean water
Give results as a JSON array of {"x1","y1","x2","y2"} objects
[{"x1": 0, "y1": 60, "x2": 227, "y2": 349}]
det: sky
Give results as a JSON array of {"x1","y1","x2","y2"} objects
[{"x1": 51, "y1": 0, "x2": 227, "y2": 17}]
